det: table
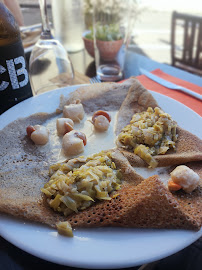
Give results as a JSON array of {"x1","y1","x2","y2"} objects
[
  {"x1": 124, "y1": 50, "x2": 202, "y2": 86},
  {"x1": 25, "y1": 46, "x2": 202, "y2": 86},
  {"x1": 67, "y1": 49, "x2": 202, "y2": 87},
  {"x1": 0, "y1": 51, "x2": 201, "y2": 270}
]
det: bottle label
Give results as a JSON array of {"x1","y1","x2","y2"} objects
[{"x1": 0, "y1": 40, "x2": 33, "y2": 114}]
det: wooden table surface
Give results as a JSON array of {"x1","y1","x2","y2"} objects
[{"x1": 74, "y1": 70, "x2": 90, "y2": 85}]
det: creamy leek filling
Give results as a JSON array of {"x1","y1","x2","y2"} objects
[
  {"x1": 41, "y1": 152, "x2": 122, "y2": 216},
  {"x1": 117, "y1": 107, "x2": 178, "y2": 168}
]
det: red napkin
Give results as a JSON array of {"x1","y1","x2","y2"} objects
[{"x1": 136, "y1": 69, "x2": 202, "y2": 116}]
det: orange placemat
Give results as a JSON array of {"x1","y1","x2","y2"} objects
[{"x1": 136, "y1": 69, "x2": 202, "y2": 116}]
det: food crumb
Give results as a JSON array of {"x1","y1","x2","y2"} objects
[{"x1": 56, "y1": 221, "x2": 73, "y2": 237}]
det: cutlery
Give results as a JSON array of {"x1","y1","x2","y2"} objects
[
  {"x1": 90, "y1": 77, "x2": 101, "y2": 84},
  {"x1": 139, "y1": 68, "x2": 202, "y2": 101}
]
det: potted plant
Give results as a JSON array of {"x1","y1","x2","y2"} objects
[
  {"x1": 83, "y1": 0, "x2": 141, "y2": 60},
  {"x1": 83, "y1": 23, "x2": 124, "y2": 61}
]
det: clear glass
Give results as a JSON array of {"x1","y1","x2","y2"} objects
[
  {"x1": 52, "y1": 0, "x2": 84, "y2": 53},
  {"x1": 92, "y1": 0, "x2": 133, "y2": 82},
  {"x1": 29, "y1": 0, "x2": 74, "y2": 95}
]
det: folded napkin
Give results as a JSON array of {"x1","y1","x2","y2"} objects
[{"x1": 136, "y1": 69, "x2": 202, "y2": 116}]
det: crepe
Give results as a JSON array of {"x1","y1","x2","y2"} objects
[
  {"x1": 0, "y1": 78, "x2": 201, "y2": 232},
  {"x1": 0, "y1": 79, "x2": 140, "y2": 227},
  {"x1": 115, "y1": 79, "x2": 202, "y2": 167},
  {"x1": 0, "y1": 122, "x2": 143, "y2": 228},
  {"x1": 57, "y1": 77, "x2": 138, "y2": 113},
  {"x1": 66, "y1": 171, "x2": 202, "y2": 230}
]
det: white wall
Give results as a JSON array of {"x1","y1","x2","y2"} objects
[{"x1": 140, "y1": 0, "x2": 202, "y2": 13}]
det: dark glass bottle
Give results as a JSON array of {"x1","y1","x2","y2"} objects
[{"x1": 0, "y1": 3, "x2": 33, "y2": 115}]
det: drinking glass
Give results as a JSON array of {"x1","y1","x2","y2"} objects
[
  {"x1": 92, "y1": 0, "x2": 133, "y2": 82},
  {"x1": 52, "y1": 0, "x2": 84, "y2": 53},
  {"x1": 29, "y1": 0, "x2": 74, "y2": 95}
]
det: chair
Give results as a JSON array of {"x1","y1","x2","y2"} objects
[{"x1": 171, "y1": 11, "x2": 202, "y2": 76}]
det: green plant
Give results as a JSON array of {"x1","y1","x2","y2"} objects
[
  {"x1": 85, "y1": 23, "x2": 123, "y2": 41},
  {"x1": 84, "y1": 0, "x2": 142, "y2": 28}
]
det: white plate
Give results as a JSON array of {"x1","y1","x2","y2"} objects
[{"x1": 0, "y1": 85, "x2": 201, "y2": 269}]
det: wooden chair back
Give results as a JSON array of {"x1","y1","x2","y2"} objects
[{"x1": 171, "y1": 11, "x2": 202, "y2": 76}]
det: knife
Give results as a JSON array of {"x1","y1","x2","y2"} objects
[
  {"x1": 20, "y1": 23, "x2": 42, "y2": 33},
  {"x1": 139, "y1": 68, "x2": 202, "y2": 101}
]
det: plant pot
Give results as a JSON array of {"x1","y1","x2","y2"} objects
[
  {"x1": 96, "y1": 39, "x2": 123, "y2": 61},
  {"x1": 82, "y1": 35, "x2": 95, "y2": 58},
  {"x1": 82, "y1": 32, "x2": 123, "y2": 61}
]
